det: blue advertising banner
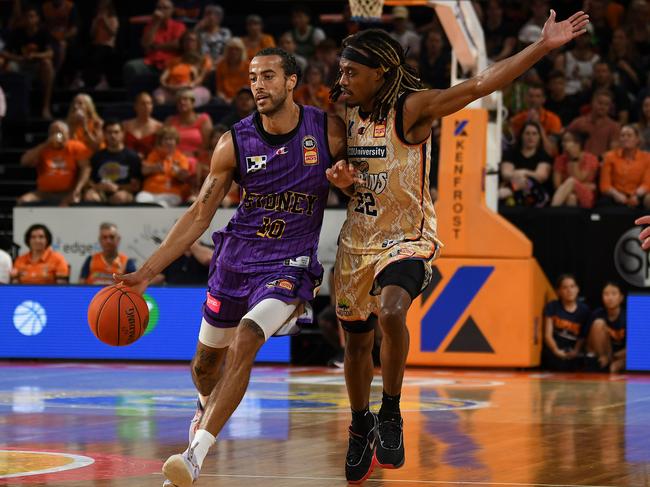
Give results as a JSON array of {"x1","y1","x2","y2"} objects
[
  {"x1": 0, "y1": 285, "x2": 290, "y2": 362},
  {"x1": 625, "y1": 294, "x2": 650, "y2": 371}
]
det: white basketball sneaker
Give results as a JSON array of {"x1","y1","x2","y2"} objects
[{"x1": 162, "y1": 447, "x2": 200, "y2": 487}]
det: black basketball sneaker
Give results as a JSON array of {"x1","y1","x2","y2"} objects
[
  {"x1": 345, "y1": 413, "x2": 378, "y2": 484},
  {"x1": 374, "y1": 414, "x2": 404, "y2": 469}
]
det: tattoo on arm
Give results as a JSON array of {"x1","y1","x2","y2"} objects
[{"x1": 201, "y1": 177, "x2": 217, "y2": 204}]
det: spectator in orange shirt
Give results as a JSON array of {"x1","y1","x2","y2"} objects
[
  {"x1": 551, "y1": 131, "x2": 599, "y2": 208},
  {"x1": 567, "y1": 89, "x2": 620, "y2": 158},
  {"x1": 509, "y1": 84, "x2": 561, "y2": 155},
  {"x1": 215, "y1": 37, "x2": 249, "y2": 103},
  {"x1": 18, "y1": 120, "x2": 92, "y2": 206},
  {"x1": 66, "y1": 93, "x2": 104, "y2": 153},
  {"x1": 11, "y1": 223, "x2": 69, "y2": 284},
  {"x1": 294, "y1": 63, "x2": 332, "y2": 112},
  {"x1": 136, "y1": 126, "x2": 191, "y2": 207},
  {"x1": 122, "y1": 0, "x2": 186, "y2": 91},
  {"x1": 599, "y1": 125, "x2": 650, "y2": 209},
  {"x1": 80, "y1": 223, "x2": 136, "y2": 285},
  {"x1": 242, "y1": 15, "x2": 275, "y2": 60},
  {"x1": 154, "y1": 30, "x2": 212, "y2": 106}
]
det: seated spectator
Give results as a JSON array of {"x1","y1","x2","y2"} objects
[
  {"x1": 0, "y1": 6, "x2": 54, "y2": 118},
  {"x1": 607, "y1": 28, "x2": 643, "y2": 97},
  {"x1": 80, "y1": 223, "x2": 136, "y2": 285},
  {"x1": 542, "y1": 274, "x2": 591, "y2": 371},
  {"x1": 18, "y1": 120, "x2": 92, "y2": 206},
  {"x1": 567, "y1": 90, "x2": 621, "y2": 158},
  {"x1": 418, "y1": 30, "x2": 451, "y2": 90},
  {"x1": 389, "y1": 6, "x2": 420, "y2": 58},
  {"x1": 166, "y1": 88, "x2": 212, "y2": 169},
  {"x1": 483, "y1": 0, "x2": 516, "y2": 62},
  {"x1": 123, "y1": 92, "x2": 163, "y2": 160},
  {"x1": 173, "y1": 0, "x2": 202, "y2": 23},
  {"x1": 599, "y1": 125, "x2": 650, "y2": 209},
  {"x1": 581, "y1": 61, "x2": 631, "y2": 125},
  {"x1": 42, "y1": 0, "x2": 79, "y2": 83},
  {"x1": 499, "y1": 121, "x2": 552, "y2": 207},
  {"x1": 83, "y1": 120, "x2": 142, "y2": 205},
  {"x1": 278, "y1": 32, "x2": 307, "y2": 73},
  {"x1": 634, "y1": 95, "x2": 650, "y2": 152},
  {"x1": 625, "y1": 0, "x2": 650, "y2": 57},
  {"x1": 122, "y1": 0, "x2": 186, "y2": 91},
  {"x1": 314, "y1": 39, "x2": 339, "y2": 86},
  {"x1": 556, "y1": 22, "x2": 599, "y2": 96},
  {"x1": 11, "y1": 223, "x2": 69, "y2": 284},
  {"x1": 136, "y1": 126, "x2": 191, "y2": 207},
  {"x1": 243, "y1": 15, "x2": 275, "y2": 60},
  {"x1": 150, "y1": 239, "x2": 212, "y2": 285},
  {"x1": 193, "y1": 124, "x2": 229, "y2": 202},
  {"x1": 154, "y1": 30, "x2": 212, "y2": 106},
  {"x1": 84, "y1": 0, "x2": 119, "y2": 89},
  {"x1": 294, "y1": 63, "x2": 332, "y2": 112},
  {"x1": 215, "y1": 37, "x2": 249, "y2": 103},
  {"x1": 290, "y1": 5, "x2": 326, "y2": 59},
  {"x1": 66, "y1": 93, "x2": 104, "y2": 153},
  {"x1": 219, "y1": 88, "x2": 255, "y2": 129},
  {"x1": 195, "y1": 5, "x2": 231, "y2": 65},
  {"x1": 551, "y1": 131, "x2": 599, "y2": 208},
  {"x1": 509, "y1": 84, "x2": 561, "y2": 155},
  {"x1": 544, "y1": 70, "x2": 581, "y2": 126},
  {"x1": 587, "y1": 281, "x2": 626, "y2": 373}
]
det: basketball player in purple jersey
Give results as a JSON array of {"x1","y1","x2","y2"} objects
[
  {"x1": 325, "y1": 11, "x2": 589, "y2": 483},
  {"x1": 115, "y1": 47, "x2": 346, "y2": 487}
]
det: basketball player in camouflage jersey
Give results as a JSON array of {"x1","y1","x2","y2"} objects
[
  {"x1": 326, "y1": 11, "x2": 589, "y2": 483},
  {"x1": 116, "y1": 47, "x2": 346, "y2": 487}
]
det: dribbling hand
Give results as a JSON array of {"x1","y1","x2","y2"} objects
[
  {"x1": 113, "y1": 270, "x2": 149, "y2": 295},
  {"x1": 326, "y1": 160, "x2": 362, "y2": 189},
  {"x1": 635, "y1": 215, "x2": 650, "y2": 250}
]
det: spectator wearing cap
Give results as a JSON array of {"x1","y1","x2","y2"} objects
[
  {"x1": 18, "y1": 120, "x2": 92, "y2": 207},
  {"x1": 219, "y1": 88, "x2": 255, "y2": 128},
  {"x1": 389, "y1": 6, "x2": 420, "y2": 58},
  {"x1": 568, "y1": 90, "x2": 620, "y2": 158},
  {"x1": 11, "y1": 224, "x2": 69, "y2": 284},
  {"x1": 123, "y1": 0, "x2": 186, "y2": 90},
  {"x1": 194, "y1": 5, "x2": 231, "y2": 65},
  {"x1": 290, "y1": 5, "x2": 326, "y2": 59},
  {"x1": 243, "y1": 15, "x2": 275, "y2": 60},
  {"x1": 215, "y1": 37, "x2": 249, "y2": 104}
]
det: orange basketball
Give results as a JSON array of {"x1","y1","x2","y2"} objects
[{"x1": 87, "y1": 284, "x2": 149, "y2": 346}]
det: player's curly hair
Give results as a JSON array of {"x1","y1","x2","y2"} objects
[{"x1": 330, "y1": 29, "x2": 424, "y2": 122}]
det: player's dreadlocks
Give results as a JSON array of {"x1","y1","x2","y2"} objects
[{"x1": 330, "y1": 29, "x2": 424, "y2": 122}]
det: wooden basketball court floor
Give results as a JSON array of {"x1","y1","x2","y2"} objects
[{"x1": 2, "y1": 362, "x2": 650, "y2": 486}]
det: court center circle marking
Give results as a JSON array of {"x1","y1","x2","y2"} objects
[{"x1": 0, "y1": 450, "x2": 94, "y2": 479}]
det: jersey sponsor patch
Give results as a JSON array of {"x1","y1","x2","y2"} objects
[
  {"x1": 266, "y1": 278, "x2": 294, "y2": 291},
  {"x1": 336, "y1": 297, "x2": 352, "y2": 317},
  {"x1": 206, "y1": 293, "x2": 222, "y2": 313},
  {"x1": 302, "y1": 135, "x2": 318, "y2": 166},
  {"x1": 389, "y1": 247, "x2": 416, "y2": 258},
  {"x1": 276, "y1": 146, "x2": 288, "y2": 155},
  {"x1": 284, "y1": 256, "x2": 311, "y2": 268},
  {"x1": 246, "y1": 155, "x2": 267, "y2": 173},
  {"x1": 348, "y1": 146, "x2": 387, "y2": 158},
  {"x1": 373, "y1": 122, "x2": 386, "y2": 138}
]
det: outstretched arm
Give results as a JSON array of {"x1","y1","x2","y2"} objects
[
  {"x1": 404, "y1": 10, "x2": 589, "y2": 138},
  {"x1": 114, "y1": 132, "x2": 237, "y2": 293}
]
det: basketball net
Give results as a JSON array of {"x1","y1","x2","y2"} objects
[{"x1": 349, "y1": 0, "x2": 385, "y2": 22}]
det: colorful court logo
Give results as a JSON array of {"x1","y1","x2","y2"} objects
[{"x1": 13, "y1": 301, "x2": 47, "y2": 336}]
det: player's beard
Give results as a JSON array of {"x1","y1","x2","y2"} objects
[{"x1": 257, "y1": 89, "x2": 288, "y2": 116}]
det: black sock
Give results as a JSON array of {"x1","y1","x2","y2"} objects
[
  {"x1": 379, "y1": 391, "x2": 401, "y2": 421},
  {"x1": 351, "y1": 406, "x2": 373, "y2": 435}
]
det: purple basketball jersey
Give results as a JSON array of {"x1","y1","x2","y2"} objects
[{"x1": 210, "y1": 105, "x2": 332, "y2": 279}]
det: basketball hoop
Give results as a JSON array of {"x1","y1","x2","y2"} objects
[{"x1": 349, "y1": 0, "x2": 385, "y2": 22}]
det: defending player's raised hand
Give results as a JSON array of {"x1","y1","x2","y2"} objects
[
  {"x1": 635, "y1": 216, "x2": 650, "y2": 250},
  {"x1": 326, "y1": 160, "x2": 362, "y2": 189},
  {"x1": 541, "y1": 10, "x2": 589, "y2": 50}
]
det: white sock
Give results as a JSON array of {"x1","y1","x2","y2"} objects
[
  {"x1": 189, "y1": 429, "x2": 215, "y2": 468},
  {"x1": 198, "y1": 394, "x2": 209, "y2": 409}
]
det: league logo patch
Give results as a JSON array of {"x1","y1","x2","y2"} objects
[
  {"x1": 206, "y1": 293, "x2": 222, "y2": 313},
  {"x1": 302, "y1": 135, "x2": 319, "y2": 166},
  {"x1": 373, "y1": 122, "x2": 386, "y2": 138},
  {"x1": 266, "y1": 279, "x2": 295, "y2": 291},
  {"x1": 246, "y1": 155, "x2": 267, "y2": 173},
  {"x1": 337, "y1": 298, "x2": 352, "y2": 316}
]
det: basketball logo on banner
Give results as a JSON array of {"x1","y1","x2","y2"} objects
[
  {"x1": 614, "y1": 227, "x2": 650, "y2": 287},
  {"x1": 13, "y1": 301, "x2": 47, "y2": 336}
]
